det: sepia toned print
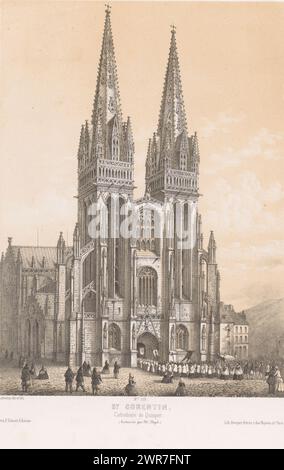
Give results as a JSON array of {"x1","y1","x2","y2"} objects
[{"x1": 0, "y1": 2, "x2": 283, "y2": 398}]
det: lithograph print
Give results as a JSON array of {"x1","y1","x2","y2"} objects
[{"x1": 1, "y1": 1, "x2": 283, "y2": 399}]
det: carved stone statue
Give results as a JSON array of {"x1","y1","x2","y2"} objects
[
  {"x1": 170, "y1": 325, "x2": 175, "y2": 350},
  {"x1": 132, "y1": 324, "x2": 136, "y2": 350},
  {"x1": 103, "y1": 322, "x2": 108, "y2": 349},
  {"x1": 201, "y1": 324, "x2": 206, "y2": 351}
]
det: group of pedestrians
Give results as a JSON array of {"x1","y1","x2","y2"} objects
[
  {"x1": 63, "y1": 360, "x2": 121, "y2": 395},
  {"x1": 138, "y1": 358, "x2": 284, "y2": 395},
  {"x1": 16, "y1": 355, "x2": 284, "y2": 396},
  {"x1": 266, "y1": 366, "x2": 284, "y2": 395},
  {"x1": 20, "y1": 362, "x2": 49, "y2": 392},
  {"x1": 138, "y1": 359, "x2": 245, "y2": 381}
]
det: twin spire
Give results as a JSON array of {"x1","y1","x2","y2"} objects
[
  {"x1": 91, "y1": 5, "x2": 122, "y2": 145},
  {"x1": 158, "y1": 27, "x2": 188, "y2": 150},
  {"x1": 77, "y1": 8, "x2": 198, "y2": 181}
]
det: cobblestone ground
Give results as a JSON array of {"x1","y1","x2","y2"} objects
[{"x1": 1, "y1": 362, "x2": 283, "y2": 397}]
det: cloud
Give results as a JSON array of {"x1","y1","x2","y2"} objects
[
  {"x1": 205, "y1": 128, "x2": 284, "y2": 174},
  {"x1": 200, "y1": 112, "x2": 244, "y2": 139}
]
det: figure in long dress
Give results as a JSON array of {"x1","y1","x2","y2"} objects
[{"x1": 275, "y1": 366, "x2": 284, "y2": 393}]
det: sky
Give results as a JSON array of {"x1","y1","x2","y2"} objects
[{"x1": 0, "y1": 0, "x2": 284, "y2": 310}]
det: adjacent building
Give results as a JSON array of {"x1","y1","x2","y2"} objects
[{"x1": 219, "y1": 303, "x2": 249, "y2": 359}]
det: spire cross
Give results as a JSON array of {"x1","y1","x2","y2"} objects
[
  {"x1": 105, "y1": 3, "x2": 111, "y2": 14},
  {"x1": 171, "y1": 24, "x2": 176, "y2": 34}
]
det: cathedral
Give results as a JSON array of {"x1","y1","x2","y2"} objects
[{"x1": 0, "y1": 8, "x2": 248, "y2": 366}]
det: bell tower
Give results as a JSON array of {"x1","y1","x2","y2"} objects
[
  {"x1": 145, "y1": 27, "x2": 200, "y2": 203},
  {"x1": 70, "y1": 6, "x2": 135, "y2": 367}
]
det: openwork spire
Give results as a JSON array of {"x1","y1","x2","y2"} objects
[
  {"x1": 157, "y1": 27, "x2": 188, "y2": 151},
  {"x1": 145, "y1": 26, "x2": 199, "y2": 199},
  {"x1": 91, "y1": 6, "x2": 123, "y2": 159}
]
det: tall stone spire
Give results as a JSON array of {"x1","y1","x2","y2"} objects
[
  {"x1": 91, "y1": 5, "x2": 123, "y2": 161},
  {"x1": 190, "y1": 131, "x2": 200, "y2": 173},
  {"x1": 208, "y1": 231, "x2": 217, "y2": 264},
  {"x1": 145, "y1": 27, "x2": 199, "y2": 199},
  {"x1": 157, "y1": 26, "x2": 188, "y2": 158},
  {"x1": 57, "y1": 232, "x2": 66, "y2": 265}
]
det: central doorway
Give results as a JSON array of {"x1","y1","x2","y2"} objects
[{"x1": 137, "y1": 332, "x2": 159, "y2": 360}]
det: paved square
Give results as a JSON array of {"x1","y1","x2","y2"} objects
[{"x1": 0, "y1": 364, "x2": 281, "y2": 397}]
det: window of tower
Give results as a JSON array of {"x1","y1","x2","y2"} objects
[
  {"x1": 184, "y1": 204, "x2": 189, "y2": 231},
  {"x1": 176, "y1": 325, "x2": 189, "y2": 350},
  {"x1": 182, "y1": 251, "x2": 188, "y2": 298},
  {"x1": 112, "y1": 137, "x2": 119, "y2": 160},
  {"x1": 151, "y1": 210, "x2": 155, "y2": 238},
  {"x1": 108, "y1": 323, "x2": 121, "y2": 350},
  {"x1": 138, "y1": 266, "x2": 157, "y2": 306},
  {"x1": 97, "y1": 144, "x2": 102, "y2": 158},
  {"x1": 180, "y1": 152, "x2": 186, "y2": 171}
]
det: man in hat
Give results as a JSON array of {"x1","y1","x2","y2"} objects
[
  {"x1": 75, "y1": 366, "x2": 86, "y2": 392},
  {"x1": 64, "y1": 366, "x2": 75, "y2": 393},
  {"x1": 91, "y1": 368, "x2": 103, "y2": 395},
  {"x1": 267, "y1": 366, "x2": 277, "y2": 395},
  {"x1": 21, "y1": 363, "x2": 31, "y2": 393}
]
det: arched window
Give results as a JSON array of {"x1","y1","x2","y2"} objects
[
  {"x1": 58, "y1": 324, "x2": 63, "y2": 353},
  {"x1": 111, "y1": 120, "x2": 120, "y2": 161},
  {"x1": 139, "y1": 206, "x2": 156, "y2": 241},
  {"x1": 108, "y1": 323, "x2": 121, "y2": 350},
  {"x1": 138, "y1": 267, "x2": 157, "y2": 306},
  {"x1": 176, "y1": 325, "x2": 189, "y2": 350},
  {"x1": 184, "y1": 203, "x2": 189, "y2": 231},
  {"x1": 151, "y1": 210, "x2": 155, "y2": 238},
  {"x1": 200, "y1": 258, "x2": 207, "y2": 294},
  {"x1": 97, "y1": 144, "x2": 102, "y2": 159},
  {"x1": 112, "y1": 137, "x2": 119, "y2": 160},
  {"x1": 180, "y1": 152, "x2": 187, "y2": 170},
  {"x1": 84, "y1": 291, "x2": 96, "y2": 312}
]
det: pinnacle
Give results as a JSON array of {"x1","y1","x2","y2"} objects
[{"x1": 157, "y1": 28, "x2": 188, "y2": 146}]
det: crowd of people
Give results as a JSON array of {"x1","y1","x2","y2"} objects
[
  {"x1": 1, "y1": 348, "x2": 284, "y2": 396},
  {"x1": 19, "y1": 359, "x2": 127, "y2": 396},
  {"x1": 63, "y1": 360, "x2": 138, "y2": 396},
  {"x1": 137, "y1": 358, "x2": 284, "y2": 395},
  {"x1": 138, "y1": 358, "x2": 245, "y2": 380}
]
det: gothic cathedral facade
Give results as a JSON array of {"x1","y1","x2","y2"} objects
[{"x1": 0, "y1": 9, "x2": 241, "y2": 367}]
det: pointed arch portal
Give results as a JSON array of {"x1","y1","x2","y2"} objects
[{"x1": 137, "y1": 332, "x2": 159, "y2": 360}]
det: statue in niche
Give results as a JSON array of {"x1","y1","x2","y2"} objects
[
  {"x1": 103, "y1": 322, "x2": 108, "y2": 349},
  {"x1": 132, "y1": 324, "x2": 136, "y2": 350},
  {"x1": 201, "y1": 324, "x2": 206, "y2": 351},
  {"x1": 170, "y1": 325, "x2": 175, "y2": 350}
]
